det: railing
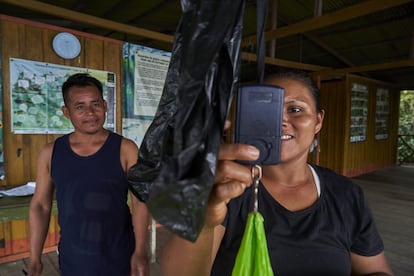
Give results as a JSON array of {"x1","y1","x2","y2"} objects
[{"x1": 397, "y1": 134, "x2": 414, "y2": 165}]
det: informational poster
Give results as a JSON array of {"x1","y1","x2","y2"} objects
[
  {"x1": 350, "y1": 83, "x2": 368, "y2": 143},
  {"x1": 375, "y1": 88, "x2": 389, "y2": 140},
  {"x1": 10, "y1": 58, "x2": 116, "y2": 134},
  {"x1": 122, "y1": 43, "x2": 171, "y2": 145}
]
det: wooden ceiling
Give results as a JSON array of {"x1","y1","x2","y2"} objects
[{"x1": 1, "y1": 0, "x2": 414, "y2": 89}]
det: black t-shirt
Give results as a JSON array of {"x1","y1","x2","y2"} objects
[{"x1": 211, "y1": 164, "x2": 384, "y2": 276}]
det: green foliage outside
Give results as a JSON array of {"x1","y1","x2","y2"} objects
[{"x1": 398, "y1": 90, "x2": 414, "y2": 164}]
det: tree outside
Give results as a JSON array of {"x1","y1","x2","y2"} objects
[{"x1": 398, "y1": 90, "x2": 414, "y2": 164}]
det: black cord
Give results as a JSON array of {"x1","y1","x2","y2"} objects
[{"x1": 256, "y1": 0, "x2": 269, "y2": 84}]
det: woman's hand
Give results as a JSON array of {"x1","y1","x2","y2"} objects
[
  {"x1": 204, "y1": 143, "x2": 259, "y2": 229},
  {"x1": 160, "y1": 124, "x2": 259, "y2": 276}
]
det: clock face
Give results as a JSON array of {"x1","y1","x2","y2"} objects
[{"x1": 52, "y1": 32, "x2": 81, "y2": 59}]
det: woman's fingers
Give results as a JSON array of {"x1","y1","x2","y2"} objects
[
  {"x1": 211, "y1": 144, "x2": 259, "y2": 204},
  {"x1": 210, "y1": 178, "x2": 247, "y2": 204},
  {"x1": 203, "y1": 143, "x2": 260, "y2": 228},
  {"x1": 223, "y1": 119, "x2": 231, "y2": 131},
  {"x1": 214, "y1": 160, "x2": 251, "y2": 187},
  {"x1": 218, "y1": 143, "x2": 259, "y2": 161},
  {"x1": 215, "y1": 143, "x2": 259, "y2": 189}
]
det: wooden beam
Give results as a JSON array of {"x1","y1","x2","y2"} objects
[
  {"x1": 314, "y1": 0, "x2": 323, "y2": 17},
  {"x1": 3, "y1": 0, "x2": 412, "y2": 81},
  {"x1": 276, "y1": 14, "x2": 355, "y2": 67},
  {"x1": 411, "y1": 28, "x2": 414, "y2": 59},
  {"x1": 317, "y1": 59, "x2": 414, "y2": 77},
  {"x1": 304, "y1": 33, "x2": 354, "y2": 67},
  {"x1": 269, "y1": 0, "x2": 277, "y2": 58},
  {"x1": 0, "y1": 0, "x2": 333, "y2": 73},
  {"x1": 241, "y1": 52, "x2": 328, "y2": 71},
  {"x1": 0, "y1": 0, "x2": 175, "y2": 43},
  {"x1": 242, "y1": 0, "x2": 414, "y2": 46}
]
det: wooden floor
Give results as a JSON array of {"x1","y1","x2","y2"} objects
[
  {"x1": 352, "y1": 164, "x2": 414, "y2": 276},
  {"x1": 0, "y1": 165, "x2": 413, "y2": 275}
]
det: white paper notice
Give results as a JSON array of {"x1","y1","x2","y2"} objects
[
  {"x1": 134, "y1": 50, "x2": 170, "y2": 117},
  {"x1": 0, "y1": 182, "x2": 36, "y2": 197}
]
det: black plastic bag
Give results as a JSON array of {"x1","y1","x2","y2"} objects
[{"x1": 127, "y1": 0, "x2": 246, "y2": 241}]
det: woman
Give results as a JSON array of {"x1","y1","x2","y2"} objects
[{"x1": 161, "y1": 70, "x2": 393, "y2": 275}]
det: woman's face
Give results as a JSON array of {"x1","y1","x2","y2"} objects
[{"x1": 266, "y1": 77, "x2": 324, "y2": 164}]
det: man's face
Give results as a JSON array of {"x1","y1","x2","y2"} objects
[{"x1": 62, "y1": 85, "x2": 107, "y2": 135}]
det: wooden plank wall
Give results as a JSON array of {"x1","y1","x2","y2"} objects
[
  {"x1": 344, "y1": 75, "x2": 399, "y2": 176},
  {"x1": 318, "y1": 74, "x2": 399, "y2": 177},
  {"x1": 317, "y1": 79, "x2": 347, "y2": 173},
  {"x1": 0, "y1": 15, "x2": 124, "y2": 187},
  {"x1": 0, "y1": 203, "x2": 59, "y2": 263}
]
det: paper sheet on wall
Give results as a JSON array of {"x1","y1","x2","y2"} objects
[
  {"x1": 0, "y1": 182, "x2": 36, "y2": 197},
  {"x1": 121, "y1": 43, "x2": 171, "y2": 146}
]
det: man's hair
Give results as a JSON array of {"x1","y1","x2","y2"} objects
[
  {"x1": 61, "y1": 73, "x2": 103, "y2": 106},
  {"x1": 264, "y1": 68, "x2": 321, "y2": 112}
]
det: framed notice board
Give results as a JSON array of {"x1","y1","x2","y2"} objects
[{"x1": 349, "y1": 83, "x2": 368, "y2": 143}]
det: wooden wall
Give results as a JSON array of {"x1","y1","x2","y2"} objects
[
  {"x1": 315, "y1": 79, "x2": 347, "y2": 173},
  {"x1": 318, "y1": 74, "x2": 399, "y2": 177},
  {"x1": 0, "y1": 15, "x2": 124, "y2": 187},
  {"x1": 0, "y1": 198, "x2": 59, "y2": 263},
  {"x1": 0, "y1": 15, "x2": 402, "y2": 185}
]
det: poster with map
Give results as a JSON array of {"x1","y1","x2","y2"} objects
[{"x1": 9, "y1": 58, "x2": 116, "y2": 134}]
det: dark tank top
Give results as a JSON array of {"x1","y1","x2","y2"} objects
[{"x1": 51, "y1": 131, "x2": 134, "y2": 276}]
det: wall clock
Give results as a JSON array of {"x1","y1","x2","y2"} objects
[{"x1": 52, "y1": 32, "x2": 81, "y2": 59}]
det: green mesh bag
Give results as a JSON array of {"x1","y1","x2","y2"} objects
[{"x1": 232, "y1": 211, "x2": 274, "y2": 276}]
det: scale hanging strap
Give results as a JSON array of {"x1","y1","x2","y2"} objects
[
  {"x1": 252, "y1": 165, "x2": 263, "y2": 213},
  {"x1": 256, "y1": 0, "x2": 269, "y2": 84}
]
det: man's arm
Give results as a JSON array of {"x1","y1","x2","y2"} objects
[
  {"x1": 28, "y1": 143, "x2": 55, "y2": 276},
  {"x1": 130, "y1": 193, "x2": 150, "y2": 276},
  {"x1": 121, "y1": 138, "x2": 150, "y2": 276}
]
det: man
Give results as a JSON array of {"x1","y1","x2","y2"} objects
[{"x1": 28, "y1": 73, "x2": 149, "y2": 276}]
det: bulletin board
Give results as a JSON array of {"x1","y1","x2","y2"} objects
[
  {"x1": 375, "y1": 88, "x2": 389, "y2": 140},
  {"x1": 349, "y1": 83, "x2": 368, "y2": 143}
]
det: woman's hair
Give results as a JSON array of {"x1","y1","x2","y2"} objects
[
  {"x1": 264, "y1": 69, "x2": 321, "y2": 112},
  {"x1": 61, "y1": 73, "x2": 103, "y2": 106}
]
